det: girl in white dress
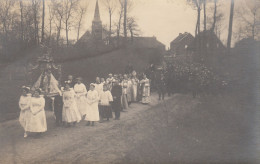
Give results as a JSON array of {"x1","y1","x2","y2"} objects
[
  {"x1": 28, "y1": 89, "x2": 47, "y2": 134},
  {"x1": 85, "y1": 83, "x2": 100, "y2": 126},
  {"x1": 99, "y1": 84, "x2": 113, "y2": 122},
  {"x1": 19, "y1": 86, "x2": 32, "y2": 138},
  {"x1": 74, "y1": 77, "x2": 87, "y2": 118},
  {"x1": 94, "y1": 77, "x2": 103, "y2": 96},
  {"x1": 121, "y1": 74, "x2": 131, "y2": 109},
  {"x1": 63, "y1": 83, "x2": 82, "y2": 127},
  {"x1": 131, "y1": 71, "x2": 139, "y2": 102}
]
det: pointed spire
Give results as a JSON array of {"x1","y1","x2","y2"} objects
[{"x1": 94, "y1": 0, "x2": 101, "y2": 22}]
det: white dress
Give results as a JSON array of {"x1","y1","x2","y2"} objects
[
  {"x1": 127, "y1": 80, "x2": 133, "y2": 102},
  {"x1": 99, "y1": 91, "x2": 113, "y2": 106},
  {"x1": 94, "y1": 83, "x2": 103, "y2": 97},
  {"x1": 62, "y1": 89, "x2": 82, "y2": 123},
  {"x1": 131, "y1": 77, "x2": 139, "y2": 102},
  {"x1": 140, "y1": 78, "x2": 151, "y2": 104},
  {"x1": 85, "y1": 90, "x2": 100, "y2": 121},
  {"x1": 74, "y1": 83, "x2": 87, "y2": 117},
  {"x1": 19, "y1": 94, "x2": 32, "y2": 131},
  {"x1": 27, "y1": 97, "x2": 47, "y2": 132}
]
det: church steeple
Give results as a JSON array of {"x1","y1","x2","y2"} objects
[
  {"x1": 92, "y1": 0, "x2": 102, "y2": 41},
  {"x1": 93, "y1": 0, "x2": 101, "y2": 22}
]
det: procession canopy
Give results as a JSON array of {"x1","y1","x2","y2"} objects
[{"x1": 29, "y1": 44, "x2": 62, "y2": 96}]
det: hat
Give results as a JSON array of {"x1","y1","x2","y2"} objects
[
  {"x1": 90, "y1": 83, "x2": 95, "y2": 87},
  {"x1": 76, "y1": 77, "x2": 82, "y2": 81},
  {"x1": 22, "y1": 86, "x2": 30, "y2": 92}
]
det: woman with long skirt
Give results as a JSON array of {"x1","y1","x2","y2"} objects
[
  {"x1": 74, "y1": 77, "x2": 87, "y2": 119},
  {"x1": 27, "y1": 89, "x2": 47, "y2": 136},
  {"x1": 85, "y1": 83, "x2": 100, "y2": 126},
  {"x1": 63, "y1": 82, "x2": 82, "y2": 127},
  {"x1": 121, "y1": 75, "x2": 129, "y2": 109},
  {"x1": 131, "y1": 71, "x2": 139, "y2": 102},
  {"x1": 140, "y1": 74, "x2": 151, "y2": 104},
  {"x1": 19, "y1": 86, "x2": 32, "y2": 138}
]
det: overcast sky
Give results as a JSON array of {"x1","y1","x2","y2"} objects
[{"x1": 76, "y1": 0, "x2": 247, "y2": 48}]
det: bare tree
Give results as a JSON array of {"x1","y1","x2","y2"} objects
[
  {"x1": 237, "y1": 0, "x2": 260, "y2": 40},
  {"x1": 127, "y1": 16, "x2": 140, "y2": 43},
  {"x1": 103, "y1": 0, "x2": 116, "y2": 45},
  {"x1": 123, "y1": 0, "x2": 127, "y2": 44},
  {"x1": 116, "y1": 0, "x2": 124, "y2": 45},
  {"x1": 52, "y1": 1, "x2": 64, "y2": 47},
  {"x1": 63, "y1": 0, "x2": 79, "y2": 47},
  {"x1": 207, "y1": 0, "x2": 223, "y2": 37},
  {"x1": 211, "y1": 0, "x2": 217, "y2": 31},
  {"x1": 227, "y1": 0, "x2": 235, "y2": 54},
  {"x1": 187, "y1": 0, "x2": 203, "y2": 36},
  {"x1": 0, "y1": 0, "x2": 16, "y2": 42},
  {"x1": 203, "y1": 0, "x2": 207, "y2": 31},
  {"x1": 48, "y1": 3, "x2": 54, "y2": 41},
  {"x1": 76, "y1": 1, "x2": 88, "y2": 41},
  {"x1": 41, "y1": 0, "x2": 45, "y2": 43},
  {"x1": 20, "y1": 0, "x2": 24, "y2": 43},
  {"x1": 31, "y1": 0, "x2": 41, "y2": 45}
]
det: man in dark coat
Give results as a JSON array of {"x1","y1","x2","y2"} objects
[
  {"x1": 53, "y1": 93, "x2": 63, "y2": 126},
  {"x1": 111, "y1": 80, "x2": 122, "y2": 120},
  {"x1": 156, "y1": 72, "x2": 166, "y2": 100}
]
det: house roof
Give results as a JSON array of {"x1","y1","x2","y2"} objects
[
  {"x1": 170, "y1": 32, "x2": 193, "y2": 45},
  {"x1": 188, "y1": 30, "x2": 225, "y2": 50},
  {"x1": 132, "y1": 37, "x2": 166, "y2": 50}
]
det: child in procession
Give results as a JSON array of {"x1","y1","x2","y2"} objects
[{"x1": 99, "y1": 84, "x2": 113, "y2": 122}]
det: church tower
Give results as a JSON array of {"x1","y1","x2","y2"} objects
[{"x1": 92, "y1": 0, "x2": 102, "y2": 41}]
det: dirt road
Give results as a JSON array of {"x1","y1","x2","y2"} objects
[{"x1": 0, "y1": 93, "x2": 259, "y2": 164}]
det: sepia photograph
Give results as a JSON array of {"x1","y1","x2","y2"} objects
[{"x1": 0, "y1": 0, "x2": 259, "y2": 163}]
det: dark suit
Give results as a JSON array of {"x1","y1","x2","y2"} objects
[
  {"x1": 111, "y1": 85, "x2": 122, "y2": 119},
  {"x1": 156, "y1": 74, "x2": 166, "y2": 100},
  {"x1": 53, "y1": 95, "x2": 63, "y2": 125}
]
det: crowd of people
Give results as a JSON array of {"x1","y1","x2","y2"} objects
[
  {"x1": 18, "y1": 70, "x2": 152, "y2": 138},
  {"x1": 18, "y1": 59, "x2": 228, "y2": 138}
]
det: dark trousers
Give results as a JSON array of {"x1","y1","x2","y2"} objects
[
  {"x1": 54, "y1": 108, "x2": 62, "y2": 124},
  {"x1": 157, "y1": 86, "x2": 166, "y2": 100},
  {"x1": 114, "y1": 110, "x2": 120, "y2": 119},
  {"x1": 112, "y1": 98, "x2": 121, "y2": 119}
]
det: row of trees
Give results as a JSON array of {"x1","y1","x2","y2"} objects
[
  {"x1": 187, "y1": 0, "x2": 260, "y2": 53},
  {"x1": 102, "y1": 0, "x2": 140, "y2": 45},
  {"x1": 0, "y1": 0, "x2": 140, "y2": 60},
  {"x1": 0, "y1": 0, "x2": 88, "y2": 59}
]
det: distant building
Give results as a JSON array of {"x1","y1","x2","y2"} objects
[
  {"x1": 110, "y1": 36, "x2": 166, "y2": 51},
  {"x1": 235, "y1": 38, "x2": 256, "y2": 49},
  {"x1": 76, "y1": 0, "x2": 103, "y2": 46},
  {"x1": 187, "y1": 30, "x2": 226, "y2": 55},
  {"x1": 131, "y1": 37, "x2": 166, "y2": 51},
  {"x1": 234, "y1": 38, "x2": 258, "y2": 54},
  {"x1": 170, "y1": 32, "x2": 194, "y2": 55}
]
